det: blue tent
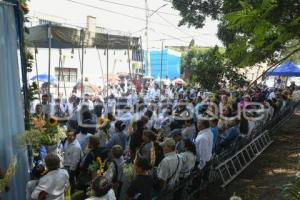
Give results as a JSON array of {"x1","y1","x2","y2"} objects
[
  {"x1": 30, "y1": 74, "x2": 57, "y2": 83},
  {"x1": 266, "y1": 61, "x2": 300, "y2": 76}
]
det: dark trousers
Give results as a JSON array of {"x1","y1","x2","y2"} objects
[{"x1": 65, "y1": 167, "x2": 77, "y2": 193}]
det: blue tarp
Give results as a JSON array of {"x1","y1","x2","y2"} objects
[
  {"x1": 145, "y1": 49, "x2": 181, "y2": 80},
  {"x1": 266, "y1": 61, "x2": 300, "y2": 76}
]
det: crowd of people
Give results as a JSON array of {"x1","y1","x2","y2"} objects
[{"x1": 27, "y1": 79, "x2": 300, "y2": 200}]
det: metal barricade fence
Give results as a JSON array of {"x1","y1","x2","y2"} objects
[{"x1": 155, "y1": 101, "x2": 299, "y2": 200}]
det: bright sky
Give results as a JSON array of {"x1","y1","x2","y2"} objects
[{"x1": 28, "y1": 0, "x2": 222, "y2": 48}]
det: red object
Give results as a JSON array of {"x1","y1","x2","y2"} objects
[
  {"x1": 37, "y1": 191, "x2": 48, "y2": 200},
  {"x1": 133, "y1": 79, "x2": 142, "y2": 93}
]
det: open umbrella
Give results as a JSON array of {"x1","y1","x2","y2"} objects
[
  {"x1": 100, "y1": 74, "x2": 120, "y2": 85},
  {"x1": 75, "y1": 82, "x2": 99, "y2": 94},
  {"x1": 172, "y1": 78, "x2": 186, "y2": 85},
  {"x1": 143, "y1": 75, "x2": 153, "y2": 80},
  {"x1": 30, "y1": 74, "x2": 58, "y2": 84}
]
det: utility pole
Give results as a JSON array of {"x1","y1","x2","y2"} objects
[
  {"x1": 145, "y1": 2, "x2": 167, "y2": 77},
  {"x1": 145, "y1": 0, "x2": 150, "y2": 76},
  {"x1": 160, "y1": 40, "x2": 164, "y2": 100}
]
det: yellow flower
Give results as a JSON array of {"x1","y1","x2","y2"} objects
[
  {"x1": 98, "y1": 117, "x2": 109, "y2": 128},
  {"x1": 96, "y1": 157, "x2": 106, "y2": 176},
  {"x1": 49, "y1": 117, "x2": 58, "y2": 126},
  {"x1": 98, "y1": 117, "x2": 105, "y2": 125}
]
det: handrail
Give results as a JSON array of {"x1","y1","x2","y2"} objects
[{"x1": 155, "y1": 100, "x2": 299, "y2": 199}]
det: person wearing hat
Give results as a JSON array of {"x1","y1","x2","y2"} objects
[{"x1": 156, "y1": 138, "x2": 182, "y2": 190}]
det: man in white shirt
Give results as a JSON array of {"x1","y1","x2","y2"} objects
[
  {"x1": 117, "y1": 106, "x2": 133, "y2": 132},
  {"x1": 81, "y1": 94, "x2": 94, "y2": 110},
  {"x1": 41, "y1": 94, "x2": 52, "y2": 118},
  {"x1": 107, "y1": 95, "x2": 117, "y2": 115},
  {"x1": 195, "y1": 120, "x2": 214, "y2": 171},
  {"x1": 32, "y1": 154, "x2": 69, "y2": 200},
  {"x1": 63, "y1": 130, "x2": 82, "y2": 192}
]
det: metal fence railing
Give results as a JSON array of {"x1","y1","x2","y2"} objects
[{"x1": 156, "y1": 101, "x2": 300, "y2": 200}]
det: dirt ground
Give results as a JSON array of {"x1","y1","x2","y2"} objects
[{"x1": 202, "y1": 108, "x2": 300, "y2": 200}]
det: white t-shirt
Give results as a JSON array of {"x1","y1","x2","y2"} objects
[
  {"x1": 85, "y1": 189, "x2": 116, "y2": 200},
  {"x1": 31, "y1": 169, "x2": 69, "y2": 200}
]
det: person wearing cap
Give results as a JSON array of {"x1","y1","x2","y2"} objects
[
  {"x1": 156, "y1": 138, "x2": 182, "y2": 190},
  {"x1": 195, "y1": 120, "x2": 214, "y2": 171}
]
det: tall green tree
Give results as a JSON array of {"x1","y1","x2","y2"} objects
[
  {"x1": 183, "y1": 46, "x2": 222, "y2": 90},
  {"x1": 173, "y1": 0, "x2": 300, "y2": 67},
  {"x1": 182, "y1": 46, "x2": 247, "y2": 90}
]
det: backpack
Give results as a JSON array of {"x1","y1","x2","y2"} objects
[{"x1": 111, "y1": 160, "x2": 123, "y2": 199}]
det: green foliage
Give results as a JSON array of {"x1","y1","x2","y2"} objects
[
  {"x1": 18, "y1": 118, "x2": 66, "y2": 150},
  {"x1": 188, "y1": 39, "x2": 196, "y2": 49},
  {"x1": 173, "y1": 0, "x2": 300, "y2": 67},
  {"x1": 28, "y1": 82, "x2": 38, "y2": 102},
  {"x1": 223, "y1": 0, "x2": 300, "y2": 67},
  {"x1": 182, "y1": 46, "x2": 248, "y2": 90},
  {"x1": 123, "y1": 163, "x2": 136, "y2": 182},
  {"x1": 172, "y1": 0, "x2": 223, "y2": 28},
  {"x1": 88, "y1": 160, "x2": 100, "y2": 175},
  {"x1": 182, "y1": 46, "x2": 224, "y2": 91}
]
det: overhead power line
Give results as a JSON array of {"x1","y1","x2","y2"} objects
[
  {"x1": 149, "y1": 28, "x2": 189, "y2": 43},
  {"x1": 156, "y1": 13, "x2": 193, "y2": 37},
  {"x1": 92, "y1": 0, "x2": 178, "y2": 16},
  {"x1": 67, "y1": 0, "x2": 170, "y2": 26},
  {"x1": 150, "y1": 35, "x2": 197, "y2": 41}
]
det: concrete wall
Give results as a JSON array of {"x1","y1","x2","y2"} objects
[{"x1": 28, "y1": 48, "x2": 141, "y2": 97}]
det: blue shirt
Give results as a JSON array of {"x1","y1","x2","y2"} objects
[
  {"x1": 221, "y1": 125, "x2": 240, "y2": 145},
  {"x1": 210, "y1": 127, "x2": 219, "y2": 152},
  {"x1": 106, "y1": 131, "x2": 128, "y2": 150}
]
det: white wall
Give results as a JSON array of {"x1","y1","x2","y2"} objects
[{"x1": 28, "y1": 48, "x2": 140, "y2": 97}]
